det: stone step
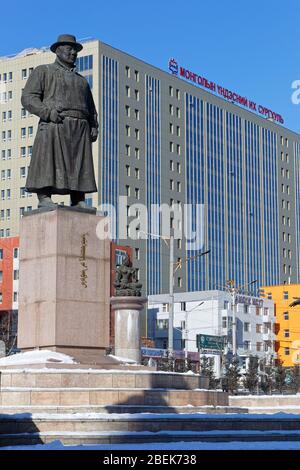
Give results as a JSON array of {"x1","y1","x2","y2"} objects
[
  {"x1": 230, "y1": 395, "x2": 300, "y2": 408},
  {"x1": 1, "y1": 414, "x2": 300, "y2": 435},
  {"x1": 0, "y1": 404, "x2": 245, "y2": 415},
  {"x1": 0, "y1": 388, "x2": 227, "y2": 407},
  {"x1": 0, "y1": 370, "x2": 206, "y2": 390},
  {"x1": 2, "y1": 429, "x2": 300, "y2": 446}
]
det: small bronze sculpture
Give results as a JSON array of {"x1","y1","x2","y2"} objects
[
  {"x1": 21, "y1": 34, "x2": 98, "y2": 209},
  {"x1": 114, "y1": 254, "x2": 142, "y2": 296}
]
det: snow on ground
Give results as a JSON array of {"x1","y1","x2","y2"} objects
[
  {"x1": 0, "y1": 350, "x2": 76, "y2": 366},
  {"x1": 2, "y1": 440, "x2": 300, "y2": 450},
  {"x1": 108, "y1": 355, "x2": 138, "y2": 364}
]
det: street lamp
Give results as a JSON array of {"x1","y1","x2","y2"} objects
[
  {"x1": 139, "y1": 230, "x2": 210, "y2": 357},
  {"x1": 168, "y1": 239, "x2": 210, "y2": 355}
]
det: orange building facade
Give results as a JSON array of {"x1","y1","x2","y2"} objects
[
  {"x1": 262, "y1": 284, "x2": 300, "y2": 367},
  {"x1": 0, "y1": 237, "x2": 19, "y2": 314}
]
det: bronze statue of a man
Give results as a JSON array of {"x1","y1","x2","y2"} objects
[{"x1": 21, "y1": 34, "x2": 98, "y2": 209}]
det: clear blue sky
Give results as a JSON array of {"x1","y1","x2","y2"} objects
[{"x1": 1, "y1": 0, "x2": 300, "y2": 133}]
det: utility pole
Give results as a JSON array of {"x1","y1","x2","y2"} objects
[
  {"x1": 168, "y1": 244, "x2": 210, "y2": 356},
  {"x1": 226, "y1": 279, "x2": 257, "y2": 357}
]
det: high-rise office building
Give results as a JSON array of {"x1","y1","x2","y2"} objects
[{"x1": 1, "y1": 38, "x2": 300, "y2": 296}]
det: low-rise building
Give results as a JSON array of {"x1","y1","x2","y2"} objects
[
  {"x1": 148, "y1": 290, "x2": 275, "y2": 377},
  {"x1": 261, "y1": 284, "x2": 300, "y2": 367}
]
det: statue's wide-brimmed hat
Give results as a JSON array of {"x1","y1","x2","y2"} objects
[{"x1": 50, "y1": 34, "x2": 83, "y2": 53}]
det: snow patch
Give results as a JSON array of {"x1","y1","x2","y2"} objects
[{"x1": 0, "y1": 350, "x2": 76, "y2": 366}]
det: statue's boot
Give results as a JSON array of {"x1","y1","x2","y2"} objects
[
  {"x1": 70, "y1": 191, "x2": 94, "y2": 210},
  {"x1": 37, "y1": 190, "x2": 57, "y2": 209}
]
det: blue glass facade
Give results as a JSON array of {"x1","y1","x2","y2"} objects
[
  {"x1": 101, "y1": 55, "x2": 119, "y2": 238},
  {"x1": 244, "y1": 121, "x2": 262, "y2": 288},
  {"x1": 227, "y1": 112, "x2": 244, "y2": 287},
  {"x1": 261, "y1": 129, "x2": 280, "y2": 285},
  {"x1": 185, "y1": 94, "x2": 206, "y2": 291},
  {"x1": 76, "y1": 55, "x2": 93, "y2": 89},
  {"x1": 145, "y1": 75, "x2": 161, "y2": 294},
  {"x1": 294, "y1": 142, "x2": 300, "y2": 280},
  {"x1": 185, "y1": 100, "x2": 280, "y2": 291},
  {"x1": 206, "y1": 103, "x2": 225, "y2": 289}
]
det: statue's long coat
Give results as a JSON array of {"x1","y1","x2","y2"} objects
[{"x1": 21, "y1": 59, "x2": 97, "y2": 194}]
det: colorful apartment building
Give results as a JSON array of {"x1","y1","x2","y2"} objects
[
  {"x1": 262, "y1": 284, "x2": 300, "y2": 366},
  {"x1": 0, "y1": 236, "x2": 19, "y2": 313}
]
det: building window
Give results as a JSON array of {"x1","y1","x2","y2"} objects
[
  {"x1": 20, "y1": 167, "x2": 26, "y2": 178},
  {"x1": 244, "y1": 341, "x2": 251, "y2": 351},
  {"x1": 126, "y1": 185, "x2": 130, "y2": 197},
  {"x1": 135, "y1": 128, "x2": 140, "y2": 140},
  {"x1": 170, "y1": 160, "x2": 174, "y2": 171},
  {"x1": 244, "y1": 322, "x2": 250, "y2": 332},
  {"x1": 125, "y1": 66, "x2": 130, "y2": 78},
  {"x1": 284, "y1": 329, "x2": 290, "y2": 338},
  {"x1": 283, "y1": 291, "x2": 289, "y2": 300},
  {"x1": 126, "y1": 86, "x2": 130, "y2": 97},
  {"x1": 134, "y1": 109, "x2": 139, "y2": 120},
  {"x1": 135, "y1": 187, "x2": 140, "y2": 199},
  {"x1": 21, "y1": 128, "x2": 26, "y2": 139},
  {"x1": 162, "y1": 303, "x2": 169, "y2": 312},
  {"x1": 134, "y1": 70, "x2": 139, "y2": 82},
  {"x1": 169, "y1": 123, "x2": 174, "y2": 134},
  {"x1": 176, "y1": 89, "x2": 180, "y2": 100},
  {"x1": 20, "y1": 147, "x2": 26, "y2": 158},
  {"x1": 256, "y1": 324, "x2": 262, "y2": 334},
  {"x1": 126, "y1": 125, "x2": 130, "y2": 137},
  {"x1": 13, "y1": 270, "x2": 19, "y2": 280},
  {"x1": 177, "y1": 277, "x2": 182, "y2": 287},
  {"x1": 20, "y1": 187, "x2": 26, "y2": 198},
  {"x1": 125, "y1": 105, "x2": 130, "y2": 117},
  {"x1": 135, "y1": 248, "x2": 140, "y2": 260},
  {"x1": 284, "y1": 311, "x2": 289, "y2": 320},
  {"x1": 256, "y1": 342, "x2": 263, "y2": 352},
  {"x1": 222, "y1": 317, "x2": 227, "y2": 328},
  {"x1": 125, "y1": 164, "x2": 130, "y2": 177},
  {"x1": 284, "y1": 347, "x2": 290, "y2": 355},
  {"x1": 169, "y1": 86, "x2": 173, "y2": 97},
  {"x1": 13, "y1": 248, "x2": 18, "y2": 259},
  {"x1": 180, "y1": 302, "x2": 186, "y2": 311},
  {"x1": 135, "y1": 168, "x2": 140, "y2": 179},
  {"x1": 0, "y1": 249, "x2": 3, "y2": 260},
  {"x1": 135, "y1": 148, "x2": 140, "y2": 159},
  {"x1": 22, "y1": 69, "x2": 27, "y2": 79},
  {"x1": 13, "y1": 292, "x2": 18, "y2": 302},
  {"x1": 134, "y1": 89, "x2": 139, "y2": 101}
]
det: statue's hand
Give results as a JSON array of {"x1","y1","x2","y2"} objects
[
  {"x1": 90, "y1": 127, "x2": 98, "y2": 142},
  {"x1": 50, "y1": 109, "x2": 64, "y2": 124}
]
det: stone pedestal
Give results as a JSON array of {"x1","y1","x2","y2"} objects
[
  {"x1": 111, "y1": 297, "x2": 147, "y2": 363},
  {"x1": 17, "y1": 207, "x2": 110, "y2": 363}
]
